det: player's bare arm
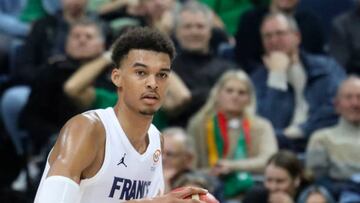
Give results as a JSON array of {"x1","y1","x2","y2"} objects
[{"x1": 47, "y1": 112, "x2": 106, "y2": 182}]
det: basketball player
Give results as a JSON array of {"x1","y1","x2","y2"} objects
[{"x1": 34, "y1": 27, "x2": 207, "y2": 203}]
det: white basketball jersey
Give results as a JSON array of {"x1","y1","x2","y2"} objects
[{"x1": 34, "y1": 107, "x2": 164, "y2": 203}]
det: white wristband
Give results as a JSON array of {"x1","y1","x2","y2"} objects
[{"x1": 35, "y1": 176, "x2": 80, "y2": 203}]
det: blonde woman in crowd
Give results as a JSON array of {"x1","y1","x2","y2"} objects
[{"x1": 187, "y1": 69, "x2": 278, "y2": 198}]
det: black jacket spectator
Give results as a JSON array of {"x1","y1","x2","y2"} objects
[{"x1": 19, "y1": 58, "x2": 84, "y2": 150}]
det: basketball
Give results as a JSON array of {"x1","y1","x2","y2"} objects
[{"x1": 172, "y1": 187, "x2": 219, "y2": 203}]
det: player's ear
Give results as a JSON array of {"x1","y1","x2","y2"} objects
[{"x1": 111, "y1": 68, "x2": 122, "y2": 88}]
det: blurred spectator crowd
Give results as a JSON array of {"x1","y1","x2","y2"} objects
[{"x1": 0, "y1": 0, "x2": 359, "y2": 202}]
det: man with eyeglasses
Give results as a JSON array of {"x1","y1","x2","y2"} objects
[
  {"x1": 162, "y1": 127, "x2": 195, "y2": 192},
  {"x1": 251, "y1": 13, "x2": 345, "y2": 152},
  {"x1": 234, "y1": 0, "x2": 325, "y2": 73}
]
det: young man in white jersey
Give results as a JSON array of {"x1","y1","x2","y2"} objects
[{"x1": 34, "y1": 27, "x2": 207, "y2": 203}]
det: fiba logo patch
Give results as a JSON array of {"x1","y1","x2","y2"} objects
[
  {"x1": 153, "y1": 149, "x2": 161, "y2": 163},
  {"x1": 150, "y1": 149, "x2": 161, "y2": 171}
]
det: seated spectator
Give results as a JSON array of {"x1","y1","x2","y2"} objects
[
  {"x1": 162, "y1": 127, "x2": 195, "y2": 192},
  {"x1": 243, "y1": 150, "x2": 312, "y2": 203},
  {"x1": 235, "y1": 0, "x2": 325, "y2": 72},
  {"x1": 171, "y1": 1, "x2": 230, "y2": 61},
  {"x1": 329, "y1": 1, "x2": 360, "y2": 75},
  {"x1": 297, "y1": 185, "x2": 336, "y2": 203},
  {"x1": 0, "y1": 0, "x2": 99, "y2": 156},
  {"x1": 19, "y1": 19, "x2": 107, "y2": 157},
  {"x1": 251, "y1": 13, "x2": 345, "y2": 152},
  {"x1": 187, "y1": 69, "x2": 277, "y2": 198},
  {"x1": 14, "y1": 0, "x2": 103, "y2": 84},
  {"x1": 170, "y1": 1, "x2": 238, "y2": 127},
  {"x1": 162, "y1": 127, "x2": 223, "y2": 201},
  {"x1": 306, "y1": 76, "x2": 360, "y2": 199}
]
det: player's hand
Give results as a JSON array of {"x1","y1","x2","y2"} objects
[
  {"x1": 151, "y1": 186, "x2": 207, "y2": 203},
  {"x1": 268, "y1": 192, "x2": 294, "y2": 203},
  {"x1": 263, "y1": 51, "x2": 290, "y2": 72}
]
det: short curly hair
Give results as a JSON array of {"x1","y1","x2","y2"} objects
[{"x1": 111, "y1": 27, "x2": 176, "y2": 68}]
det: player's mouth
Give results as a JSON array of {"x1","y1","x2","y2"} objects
[{"x1": 141, "y1": 93, "x2": 159, "y2": 104}]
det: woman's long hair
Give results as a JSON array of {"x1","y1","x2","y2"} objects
[{"x1": 195, "y1": 69, "x2": 257, "y2": 120}]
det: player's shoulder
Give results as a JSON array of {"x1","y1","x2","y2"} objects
[
  {"x1": 69, "y1": 111, "x2": 103, "y2": 131},
  {"x1": 49, "y1": 112, "x2": 106, "y2": 166},
  {"x1": 60, "y1": 112, "x2": 105, "y2": 145},
  {"x1": 149, "y1": 124, "x2": 163, "y2": 149},
  {"x1": 149, "y1": 123, "x2": 161, "y2": 135}
]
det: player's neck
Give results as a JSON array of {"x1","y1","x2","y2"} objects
[{"x1": 113, "y1": 104, "x2": 152, "y2": 153}]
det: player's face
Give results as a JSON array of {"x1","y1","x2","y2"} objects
[
  {"x1": 112, "y1": 49, "x2": 171, "y2": 116},
  {"x1": 264, "y1": 163, "x2": 299, "y2": 196},
  {"x1": 216, "y1": 78, "x2": 250, "y2": 117}
]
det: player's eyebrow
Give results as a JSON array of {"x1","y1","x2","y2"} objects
[
  {"x1": 132, "y1": 62, "x2": 148, "y2": 68},
  {"x1": 132, "y1": 62, "x2": 171, "y2": 72},
  {"x1": 160, "y1": 68, "x2": 171, "y2": 73}
]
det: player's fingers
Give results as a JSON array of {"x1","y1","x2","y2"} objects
[
  {"x1": 171, "y1": 186, "x2": 208, "y2": 199},
  {"x1": 182, "y1": 186, "x2": 208, "y2": 196}
]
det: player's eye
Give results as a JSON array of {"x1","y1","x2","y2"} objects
[
  {"x1": 158, "y1": 72, "x2": 168, "y2": 79},
  {"x1": 136, "y1": 70, "x2": 146, "y2": 76}
]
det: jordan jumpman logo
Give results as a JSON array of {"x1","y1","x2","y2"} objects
[{"x1": 117, "y1": 153, "x2": 127, "y2": 167}]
